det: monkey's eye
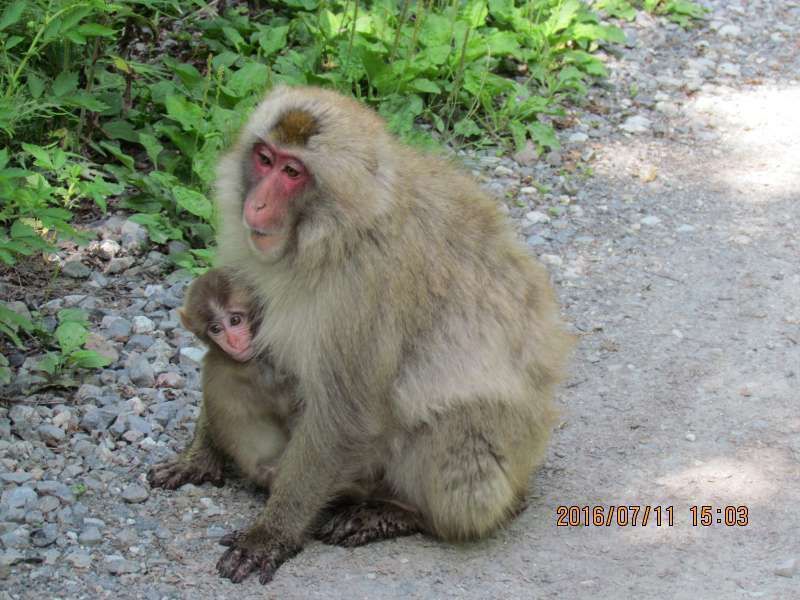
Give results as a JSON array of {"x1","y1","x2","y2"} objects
[
  {"x1": 257, "y1": 150, "x2": 272, "y2": 167},
  {"x1": 208, "y1": 324, "x2": 223, "y2": 336},
  {"x1": 230, "y1": 314, "x2": 243, "y2": 327},
  {"x1": 284, "y1": 164, "x2": 300, "y2": 179}
]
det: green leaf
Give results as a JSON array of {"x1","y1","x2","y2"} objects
[
  {"x1": 223, "y1": 26, "x2": 246, "y2": 50},
  {"x1": 409, "y1": 78, "x2": 441, "y2": 94},
  {"x1": 27, "y1": 73, "x2": 44, "y2": 99},
  {"x1": 174, "y1": 187, "x2": 213, "y2": 222},
  {"x1": 508, "y1": 120, "x2": 527, "y2": 152},
  {"x1": 255, "y1": 25, "x2": 289, "y2": 57},
  {"x1": 318, "y1": 9, "x2": 342, "y2": 39},
  {"x1": 0, "y1": 147, "x2": 7, "y2": 169},
  {"x1": 227, "y1": 62, "x2": 269, "y2": 98},
  {"x1": 63, "y1": 92, "x2": 109, "y2": 112},
  {"x1": 453, "y1": 117, "x2": 482, "y2": 138},
  {"x1": 102, "y1": 119, "x2": 139, "y2": 142},
  {"x1": 420, "y1": 14, "x2": 453, "y2": 47},
  {"x1": 68, "y1": 350, "x2": 112, "y2": 369},
  {"x1": 284, "y1": 0, "x2": 318, "y2": 8},
  {"x1": 0, "y1": 0, "x2": 26, "y2": 32},
  {"x1": 76, "y1": 23, "x2": 114, "y2": 37},
  {"x1": 164, "y1": 95, "x2": 206, "y2": 133},
  {"x1": 129, "y1": 213, "x2": 183, "y2": 244},
  {"x1": 0, "y1": 303, "x2": 34, "y2": 332},
  {"x1": 0, "y1": 354, "x2": 10, "y2": 385},
  {"x1": 572, "y1": 23, "x2": 626, "y2": 44},
  {"x1": 138, "y1": 133, "x2": 164, "y2": 168},
  {"x1": 55, "y1": 321, "x2": 87, "y2": 355},
  {"x1": 52, "y1": 71, "x2": 79, "y2": 97},
  {"x1": 167, "y1": 60, "x2": 204, "y2": 91},
  {"x1": 22, "y1": 143, "x2": 54, "y2": 169},
  {"x1": 35, "y1": 353, "x2": 61, "y2": 375},
  {"x1": 57, "y1": 308, "x2": 89, "y2": 325},
  {"x1": 546, "y1": 0, "x2": 581, "y2": 34},
  {"x1": 485, "y1": 31, "x2": 521, "y2": 57},
  {"x1": 462, "y1": 0, "x2": 488, "y2": 28},
  {"x1": 10, "y1": 220, "x2": 37, "y2": 239},
  {"x1": 527, "y1": 122, "x2": 560, "y2": 152},
  {"x1": 98, "y1": 141, "x2": 135, "y2": 171}
]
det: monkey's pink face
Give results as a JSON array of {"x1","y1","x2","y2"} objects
[
  {"x1": 244, "y1": 143, "x2": 310, "y2": 255},
  {"x1": 208, "y1": 307, "x2": 255, "y2": 362}
]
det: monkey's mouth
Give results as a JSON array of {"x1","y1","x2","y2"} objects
[
  {"x1": 249, "y1": 228, "x2": 286, "y2": 253},
  {"x1": 231, "y1": 347, "x2": 256, "y2": 362}
]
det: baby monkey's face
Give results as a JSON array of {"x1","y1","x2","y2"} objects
[{"x1": 206, "y1": 296, "x2": 256, "y2": 362}]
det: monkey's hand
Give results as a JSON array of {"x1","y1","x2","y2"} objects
[
  {"x1": 216, "y1": 526, "x2": 301, "y2": 584},
  {"x1": 147, "y1": 457, "x2": 225, "y2": 490}
]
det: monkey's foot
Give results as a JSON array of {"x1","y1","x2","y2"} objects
[
  {"x1": 316, "y1": 501, "x2": 423, "y2": 547},
  {"x1": 147, "y1": 457, "x2": 225, "y2": 490},
  {"x1": 217, "y1": 527, "x2": 301, "y2": 584}
]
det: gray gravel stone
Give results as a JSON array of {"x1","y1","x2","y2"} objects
[
  {"x1": 121, "y1": 219, "x2": 148, "y2": 252},
  {"x1": 80, "y1": 407, "x2": 118, "y2": 433},
  {"x1": 64, "y1": 550, "x2": 92, "y2": 568},
  {"x1": 106, "y1": 256, "x2": 135, "y2": 274},
  {"x1": 128, "y1": 356, "x2": 155, "y2": 387},
  {"x1": 126, "y1": 334, "x2": 155, "y2": 351},
  {"x1": 132, "y1": 316, "x2": 155, "y2": 334},
  {"x1": 179, "y1": 346, "x2": 206, "y2": 367},
  {"x1": 30, "y1": 523, "x2": 58, "y2": 547},
  {"x1": 97, "y1": 239, "x2": 122, "y2": 259},
  {"x1": 0, "y1": 526, "x2": 29, "y2": 548},
  {"x1": 620, "y1": 115, "x2": 652, "y2": 133},
  {"x1": 640, "y1": 215, "x2": 662, "y2": 226},
  {"x1": 0, "y1": 472, "x2": 33, "y2": 484},
  {"x1": 78, "y1": 526, "x2": 103, "y2": 546},
  {"x1": 36, "y1": 481, "x2": 75, "y2": 504},
  {"x1": 775, "y1": 558, "x2": 798, "y2": 578},
  {"x1": 121, "y1": 484, "x2": 149, "y2": 504},
  {"x1": 0, "y1": 549, "x2": 25, "y2": 567},
  {"x1": 3, "y1": 486, "x2": 38, "y2": 510},
  {"x1": 37, "y1": 496, "x2": 60, "y2": 514},
  {"x1": 37, "y1": 424, "x2": 66, "y2": 446},
  {"x1": 104, "y1": 317, "x2": 132, "y2": 341},
  {"x1": 62, "y1": 260, "x2": 91, "y2": 279},
  {"x1": 106, "y1": 556, "x2": 139, "y2": 575}
]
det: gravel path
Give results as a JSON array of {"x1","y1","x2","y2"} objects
[{"x1": 2, "y1": 1, "x2": 799, "y2": 598}]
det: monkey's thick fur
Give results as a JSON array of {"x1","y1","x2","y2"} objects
[
  {"x1": 215, "y1": 86, "x2": 573, "y2": 575},
  {"x1": 148, "y1": 270, "x2": 297, "y2": 491}
]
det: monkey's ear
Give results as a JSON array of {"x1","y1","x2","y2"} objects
[{"x1": 178, "y1": 308, "x2": 192, "y2": 331}]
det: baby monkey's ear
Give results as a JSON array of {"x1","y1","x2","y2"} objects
[{"x1": 178, "y1": 308, "x2": 192, "y2": 332}]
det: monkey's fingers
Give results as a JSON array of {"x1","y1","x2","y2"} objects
[
  {"x1": 148, "y1": 460, "x2": 225, "y2": 490},
  {"x1": 218, "y1": 529, "x2": 244, "y2": 547},
  {"x1": 317, "y1": 501, "x2": 423, "y2": 547}
]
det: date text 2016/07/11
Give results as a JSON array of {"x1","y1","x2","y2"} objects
[{"x1": 556, "y1": 505, "x2": 750, "y2": 527}]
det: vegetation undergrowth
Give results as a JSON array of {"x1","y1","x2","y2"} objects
[{"x1": 0, "y1": 0, "x2": 705, "y2": 380}]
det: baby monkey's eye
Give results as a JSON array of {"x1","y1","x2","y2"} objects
[
  {"x1": 208, "y1": 324, "x2": 223, "y2": 335},
  {"x1": 230, "y1": 314, "x2": 243, "y2": 326}
]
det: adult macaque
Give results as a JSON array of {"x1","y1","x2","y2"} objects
[
  {"x1": 148, "y1": 268, "x2": 296, "y2": 491},
  {"x1": 214, "y1": 86, "x2": 573, "y2": 584}
]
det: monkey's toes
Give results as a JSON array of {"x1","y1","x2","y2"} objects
[
  {"x1": 216, "y1": 532, "x2": 300, "y2": 584},
  {"x1": 147, "y1": 461, "x2": 225, "y2": 490},
  {"x1": 316, "y1": 501, "x2": 423, "y2": 547}
]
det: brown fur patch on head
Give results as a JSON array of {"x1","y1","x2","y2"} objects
[
  {"x1": 182, "y1": 269, "x2": 234, "y2": 340},
  {"x1": 270, "y1": 110, "x2": 319, "y2": 146}
]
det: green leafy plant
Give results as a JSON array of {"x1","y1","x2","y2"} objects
[
  {"x1": 27, "y1": 307, "x2": 113, "y2": 386},
  {"x1": 642, "y1": 0, "x2": 707, "y2": 27}
]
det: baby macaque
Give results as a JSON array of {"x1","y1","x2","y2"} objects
[{"x1": 148, "y1": 268, "x2": 297, "y2": 491}]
